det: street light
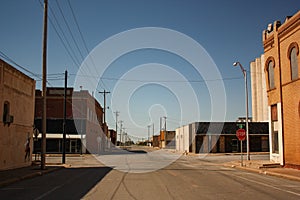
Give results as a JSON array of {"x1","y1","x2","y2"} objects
[
  {"x1": 147, "y1": 125, "x2": 151, "y2": 146},
  {"x1": 233, "y1": 61, "x2": 250, "y2": 160},
  {"x1": 79, "y1": 86, "x2": 83, "y2": 155}
]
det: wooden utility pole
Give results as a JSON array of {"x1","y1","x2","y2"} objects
[
  {"x1": 62, "y1": 70, "x2": 67, "y2": 164},
  {"x1": 41, "y1": 0, "x2": 48, "y2": 170},
  {"x1": 119, "y1": 120, "x2": 123, "y2": 145},
  {"x1": 114, "y1": 111, "x2": 119, "y2": 144},
  {"x1": 99, "y1": 90, "x2": 110, "y2": 125}
]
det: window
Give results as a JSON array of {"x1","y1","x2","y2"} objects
[
  {"x1": 2, "y1": 101, "x2": 10, "y2": 124},
  {"x1": 272, "y1": 131, "x2": 279, "y2": 154},
  {"x1": 268, "y1": 60, "x2": 275, "y2": 89},
  {"x1": 271, "y1": 104, "x2": 278, "y2": 122},
  {"x1": 289, "y1": 46, "x2": 299, "y2": 81},
  {"x1": 298, "y1": 101, "x2": 300, "y2": 118}
]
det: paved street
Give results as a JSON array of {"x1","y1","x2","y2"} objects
[
  {"x1": 0, "y1": 166, "x2": 111, "y2": 200},
  {"x1": 1, "y1": 150, "x2": 300, "y2": 200},
  {"x1": 84, "y1": 152, "x2": 300, "y2": 200}
]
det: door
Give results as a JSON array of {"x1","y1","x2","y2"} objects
[{"x1": 70, "y1": 140, "x2": 77, "y2": 153}]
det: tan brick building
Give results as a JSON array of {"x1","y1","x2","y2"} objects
[
  {"x1": 0, "y1": 59, "x2": 35, "y2": 170},
  {"x1": 263, "y1": 10, "x2": 300, "y2": 168}
]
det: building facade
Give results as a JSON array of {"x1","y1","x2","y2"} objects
[
  {"x1": 159, "y1": 130, "x2": 175, "y2": 149},
  {"x1": 176, "y1": 122, "x2": 269, "y2": 154},
  {"x1": 250, "y1": 55, "x2": 269, "y2": 122},
  {"x1": 34, "y1": 88, "x2": 108, "y2": 154},
  {"x1": 108, "y1": 129, "x2": 117, "y2": 145},
  {"x1": 263, "y1": 11, "x2": 300, "y2": 168},
  {"x1": 0, "y1": 59, "x2": 35, "y2": 170}
]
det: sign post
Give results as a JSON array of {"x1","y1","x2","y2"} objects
[{"x1": 236, "y1": 128, "x2": 246, "y2": 166}]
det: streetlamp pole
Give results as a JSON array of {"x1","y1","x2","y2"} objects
[
  {"x1": 79, "y1": 86, "x2": 83, "y2": 155},
  {"x1": 147, "y1": 125, "x2": 151, "y2": 146},
  {"x1": 233, "y1": 62, "x2": 250, "y2": 160}
]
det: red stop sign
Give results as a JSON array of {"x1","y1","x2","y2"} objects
[{"x1": 236, "y1": 129, "x2": 246, "y2": 141}]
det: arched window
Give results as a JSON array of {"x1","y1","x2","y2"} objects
[
  {"x1": 267, "y1": 59, "x2": 275, "y2": 90},
  {"x1": 289, "y1": 44, "x2": 299, "y2": 81}
]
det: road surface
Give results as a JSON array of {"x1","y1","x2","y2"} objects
[{"x1": 0, "y1": 150, "x2": 300, "y2": 200}]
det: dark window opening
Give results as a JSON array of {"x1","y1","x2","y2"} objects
[
  {"x1": 271, "y1": 104, "x2": 278, "y2": 122},
  {"x1": 3, "y1": 101, "x2": 10, "y2": 124},
  {"x1": 272, "y1": 131, "x2": 279, "y2": 154}
]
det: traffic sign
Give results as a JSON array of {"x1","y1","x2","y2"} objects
[{"x1": 236, "y1": 128, "x2": 246, "y2": 141}]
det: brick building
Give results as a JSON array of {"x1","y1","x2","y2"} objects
[
  {"x1": 263, "y1": 11, "x2": 300, "y2": 168},
  {"x1": 34, "y1": 87, "x2": 108, "y2": 154},
  {"x1": 108, "y1": 129, "x2": 117, "y2": 145},
  {"x1": 0, "y1": 59, "x2": 35, "y2": 170},
  {"x1": 176, "y1": 122, "x2": 269, "y2": 154},
  {"x1": 159, "y1": 130, "x2": 175, "y2": 149}
]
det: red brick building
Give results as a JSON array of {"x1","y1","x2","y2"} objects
[
  {"x1": 108, "y1": 129, "x2": 117, "y2": 145},
  {"x1": 263, "y1": 11, "x2": 300, "y2": 168},
  {"x1": 35, "y1": 87, "x2": 108, "y2": 154}
]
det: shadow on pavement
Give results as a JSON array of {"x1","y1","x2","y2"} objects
[
  {"x1": 0, "y1": 167, "x2": 112, "y2": 200},
  {"x1": 125, "y1": 149, "x2": 147, "y2": 154}
]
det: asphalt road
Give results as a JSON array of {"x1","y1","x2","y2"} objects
[
  {"x1": 0, "y1": 167, "x2": 112, "y2": 200},
  {"x1": 0, "y1": 151, "x2": 300, "y2": 200},
  {"x1": 84, "y1": 154, "x2": 300, "y2": 200}
]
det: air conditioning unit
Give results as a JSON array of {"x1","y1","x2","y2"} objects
[
  {"x1": 3, "y1": 115, "x2": 13, "y2": 124},
  {"x1": 8, "y1": 115, "x2": 14, "y2": 123}
]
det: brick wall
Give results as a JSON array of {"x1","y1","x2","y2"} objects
[{"x1": 263, "y1": 11, "x2": 300, "y2": 167}]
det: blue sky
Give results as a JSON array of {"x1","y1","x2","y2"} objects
[{"x1": 0, "y1": 0, "x2": 299, "y2": 140}]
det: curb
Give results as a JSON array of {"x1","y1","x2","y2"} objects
[
  {"x1": 226, "y1": 164, "x2": 300, "y2": 182},
  {"x1": 0, "y1": 166, "x2": 64, "y2": 188}
]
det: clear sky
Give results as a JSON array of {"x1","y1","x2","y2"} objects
[{"x1": 0, "y1": 0, "x2": 299, "y2": 140}]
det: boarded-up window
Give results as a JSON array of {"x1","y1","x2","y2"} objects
[
  {"x1": 290, "y1": 47, "x2": 299, "y2": 81},
  {"x1": 271, "y1": 104, "x2": 278, "y2": 122}
]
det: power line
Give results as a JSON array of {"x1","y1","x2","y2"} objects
[
  {"x1": 66, "y1": 0, "x2": 109, "y2": 91},
  {"x1": 66, "y1": 0, "x2": 90, "y2": 62},
  {"x1": 55, "y1": 0, "x2": 107, "y2": 91},
  {"x1": 69, "y1": 73, "x2": 243, "y2": 83},
  {"x1": 38, "y1": 0, "x2": 80, "y2": 68},
  {"x1": 38, "y1": 0, "x2": 105, "y2": 93},
  {"x1": 54, "y1": 0, "x2": 85, "y2": 62},
  {"x1": 0, "y1": 50, "x2": 42, "y2": 81},
  {"x1": 48, "y1": 3, "x2": 81, "y2": 67}
]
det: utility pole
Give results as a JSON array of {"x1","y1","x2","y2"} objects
[
  {"x1": 163, "y1": 116, "x2": 167, "y2": 132},
  {"x1": 152, "y1": 123, "x2": 154, "y2": 137},
  {"x1": 62, "y1": 70, "x2": 67, "y2": 164},
  {"x1": 99, "y1": 90, "x2": 110, "y2": 125},
  {"x1": 114, "y1": 111, "x2": 119, "y2": 145},
  {"x1": 123, "y1": 128, "x2": 126, "y2": 146},
  {"x1": 119, "y1": 120, "x2": 123, "y2": 146},
  {"x1": 163, "y1": 116, "x2": 167, "y2": 147},
  {"x1": 147, "y1": 125, "x2": 151, "y2": 146},
  {"x1": 79, "y1": 86, "x2": 83, "y2": 155},
  {"x1": 41, "y1": 0, "x2": 48, "y2": 170},
  {"x1": 160, "y1": 117, "x2": 162, "y2": 134}
]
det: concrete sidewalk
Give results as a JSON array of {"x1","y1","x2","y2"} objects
[
  {"x1": 224, "y1": 159, "x2": 300, "y2": 182},
  {"x1": 0, "y1": 154, "x2": 106, "y2": 188},
  {"x1": 0, "y1": 164, "x2": 63, "y2": 187},
  {"x1": 180, "y1": 151, "x2": 300, "y2": 182}
]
